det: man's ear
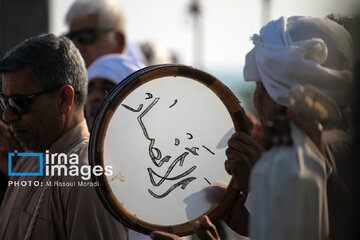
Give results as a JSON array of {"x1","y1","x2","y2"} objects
[
  {"x1": 115, "y1": 31, "x2": 126, "y2": 53},
  {"x1": 58, "y1": 84, "x2": 75, "y2": 115}
]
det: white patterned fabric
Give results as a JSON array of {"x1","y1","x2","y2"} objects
[
  {"x1": 244, "y1": 16, "x2": 354, "y2": 107},
  {"x1": 87, "y1": 53, "x2": 145, "y2": 84}
]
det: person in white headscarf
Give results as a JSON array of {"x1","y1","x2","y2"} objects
[
  {"x1": 225, "y1": 16, "x2": 354, "y2": 240},
  {"x1": 85, "y1": 53, "x2": 145, "y2": 129},
  {"x1": 244, "y1": 15, "x2": 353, "y2": 108},
  {"x1": 148, "y1": 15, "x2": 355, "y2": 240}
]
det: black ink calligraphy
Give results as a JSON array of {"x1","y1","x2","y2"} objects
[
  {"x1": 147, "y1": 152, "x2": 197, "y2": 186},
  {"x1": 121, "y1": 104, "x2": 143, "y2": 112},
  {"x1": 202, "y1": 145, "x2": 215, "y2": 155},
  {"x1": 169, "y1": 99, "x2": 178, "y2": 108},
  {"x1": 186, "y1": 133, "x2": 193, "y2": 139},
  {"x1": 122, "y1": 93, "x2": 215, "y2": 199},
  {"x1": 145, "y1": 92, "x2": 153, "y2": 99},
  {"x1": 109, "y1": 172, "x2": 125, "y2": 182},
  {"x1": 185, "y1": 147, "x2": 199, "y2": 156},
  {"x1": 204, "y1": 178, "x2": 211, "y2": 185},
  {"x1": 148, "y1": 177, "x2": 196, "y2": 199}
]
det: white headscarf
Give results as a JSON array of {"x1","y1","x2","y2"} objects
[
  {"x1": 244, "y1": 16, "x2": 354, "y2": 107},
  {"x1": 87, "y1": 54, "x2": 145, "y2": 84}
]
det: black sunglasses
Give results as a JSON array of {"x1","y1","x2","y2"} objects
[
  {"x1": 0, "y1": 86, "x2": 62, "y2": 115},
  {"x1": 64, "y1": 27, "x2": 115, "y2": 45}
]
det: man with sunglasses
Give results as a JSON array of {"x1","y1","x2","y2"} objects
[
  {"x1": 65, "y1": 0, "x2": 146, "y2": 130},
  {"x1": 65, "y1": 0, "x2": 129, "y2": 68},
  {"x1": 0, "y1": 34, "x2": 128, "y2": 239}
]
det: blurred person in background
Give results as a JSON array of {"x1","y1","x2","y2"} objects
[
  {"x1": 140, "y1": 42, "x2": 177, "y2": 65},
  {"x1": 65, "y1": 0, "x2": 146, "y2": 130},
  {"x1": 65, "y1": 0, "x2": 146, "y2": 68},
  {"x1": 85, "y1": 54, "x2": 144, "y2": 129}
]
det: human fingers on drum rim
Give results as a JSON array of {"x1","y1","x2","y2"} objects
[
  {"x1": 225, "y1": 149, "x2": 252, "y2": 174},
  {"x1": 225, "y1": 146, "x2": 259, "y2": 174},
  {"x1": 193, "y1": 216, "x2": 220, "y2": 240},
  {"x1": 227, "y1": 144, "x2": 261, "y2": 165},
  {"x1": 227, "y1": 132, "x2": 263, "y2": 155},
  {"x1": 201, "y1": 215, "x2": 220, "y2": 239},
  {"x1": 224, "y1": 158, "x2": 251, "y2": 192},
  {"x1": 149, "y1": 231, "x2": 183, "y2": 240}
]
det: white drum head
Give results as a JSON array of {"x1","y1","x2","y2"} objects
[{"x1": 89, "y1": 64, "x2": 248, "y2": 236}]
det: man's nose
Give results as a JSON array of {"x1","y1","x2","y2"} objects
[{"x1": 2, "y1": 105, "x2": 20, "y2": 123}]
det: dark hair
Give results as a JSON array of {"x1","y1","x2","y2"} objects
[{"x1": 0, "y1": 33, "x2": 87, "y2": 108}]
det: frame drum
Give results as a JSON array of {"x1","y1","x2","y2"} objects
[{"x1": 89, "y1": 64, "x2": 249, "y2": 236}]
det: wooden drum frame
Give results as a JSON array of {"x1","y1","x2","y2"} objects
[{"x1": 89, "y1": 64, "x2": 249, "y2": 236}]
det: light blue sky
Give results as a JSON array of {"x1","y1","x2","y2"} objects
[
  {"x1": 50, "y1": 0, "x2": 359, "y2": 71},
  {"x1": 49, "y1": 0, "x2": 359, "y2": 112}
]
